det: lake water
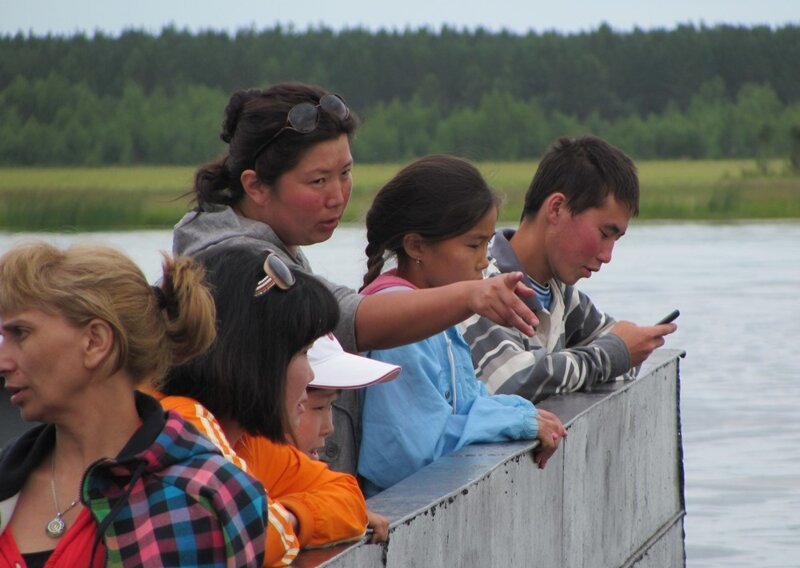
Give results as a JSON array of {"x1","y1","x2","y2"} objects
[{"x1": 1, "y1": 221, "x2": 799, "y2": 567}]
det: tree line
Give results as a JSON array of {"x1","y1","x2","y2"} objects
[{"x1": 1, "y1": 24, "x2": 799, "y2": 165}]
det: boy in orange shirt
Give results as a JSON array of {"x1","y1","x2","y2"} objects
[{"x1": 290, "y1": 334, "x2": 399, "y2": 543}]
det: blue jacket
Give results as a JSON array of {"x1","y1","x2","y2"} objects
[{"x1": 358, "y1": 273, "x2": 539, "y2": 496}]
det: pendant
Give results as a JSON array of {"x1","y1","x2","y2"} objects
[{"x1": 46, "y1": 514, "x2": 66, "y2": 538}]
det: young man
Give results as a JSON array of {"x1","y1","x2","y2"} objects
[{"x1": 461, "y1": 135, "x2": 677, "y2": 403}]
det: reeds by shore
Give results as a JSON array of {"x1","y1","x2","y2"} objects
[{"x1": 1, "y1": 160, "x2": 798, "y2": 231}]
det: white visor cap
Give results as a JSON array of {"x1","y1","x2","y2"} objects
[{"x1": 308, "y1": 333, "x2": 401, "y2": 389}]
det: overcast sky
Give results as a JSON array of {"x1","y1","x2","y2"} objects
[{"x1": 2, "y1": 0, "x2": 798, "y2": 37}]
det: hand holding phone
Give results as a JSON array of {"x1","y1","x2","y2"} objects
[{"x1": 655, "y1": 309, "x2": 680, "y2": 325}]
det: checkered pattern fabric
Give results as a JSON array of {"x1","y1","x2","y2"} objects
[{"x1": 0, "y1": 393, "x2": 268, "y2": 567}]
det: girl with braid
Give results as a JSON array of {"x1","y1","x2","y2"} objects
[{"x1": 357, "y1": 155, "x2": 567, "y2": 496}]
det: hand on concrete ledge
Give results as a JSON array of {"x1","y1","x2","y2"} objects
[
  {"x1": 533, "y1": 409, "x2": 567, "y2": 469},
  {"x1": 366, "y1": 509, "x2": 389, "y2": 543}
]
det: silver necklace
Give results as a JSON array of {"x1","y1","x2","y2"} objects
[{"x1": 46, "y1": 455, "x2": 81, "y2": 538}]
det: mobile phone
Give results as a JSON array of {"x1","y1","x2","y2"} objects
[{"x1": 656, "y1": 309, "x2": 680, "y2": 325}]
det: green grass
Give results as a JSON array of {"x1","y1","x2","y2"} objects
[
  {"x1": 1, "y1": 160, "x2": 799, "y2": 231},
  {"x1": 0, "y1": 166, "x2": 195, "y2": 230},
  {"x1": 479, "y1": 159, "x2": 800, "y2": 221}
]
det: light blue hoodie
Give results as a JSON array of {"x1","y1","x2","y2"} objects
[{"x1": 358, "y1": 272, "x2": 539, "y2": 496}]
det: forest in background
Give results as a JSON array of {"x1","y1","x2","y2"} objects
[{"x1": 1, "y1": 23, "x2": 799, "y2": 165}]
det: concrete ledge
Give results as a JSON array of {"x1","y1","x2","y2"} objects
[
  {"x1": 299, "y1": 349, "x2": 686, "y2": 567},
  {"x1": 1, "y1": 352, "x2": 686, "y2": 568}
]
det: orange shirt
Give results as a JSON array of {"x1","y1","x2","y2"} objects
[{"x1": 150, "y1": 392, "x2": 367, "y2": 567}]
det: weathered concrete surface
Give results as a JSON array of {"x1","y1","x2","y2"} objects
[
  {"x1": 1, "y1": 351, "x2": 685, "y2": 568},
  {"x1": 310, "y1": 349, "x2": 686, "y2": 567},
  {"x1": 627, "y1": 518, "x2": 685, "y2": 568}
]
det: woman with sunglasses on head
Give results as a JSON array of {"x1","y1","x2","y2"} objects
[
  {"x1": 174, "y1": 81, "x2": 539, "y2": 474},
  {"x1": 358, "y1": 156, "x2": 567, "y2": 495},
  {"x1": 0, "y1": 242, "x2": 268, "y2": 567},
  {"x1": 149, "y1": 247, "x2": 381, "y2": 566}
]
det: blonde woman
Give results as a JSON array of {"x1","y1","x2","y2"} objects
[{"x1": 0, "y1": 242, "x2": 268, "y2": 567}]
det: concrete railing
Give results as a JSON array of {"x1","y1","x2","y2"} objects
[
  {"x1": 297, "y1": 349, "x2": 686, "y2": 567},
  {"x1": 1, "y1": 351, "x2": 686, "y2": 567}
]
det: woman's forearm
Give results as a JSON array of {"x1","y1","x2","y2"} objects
[{"x1": 354, "y1": 273, "x2": 536, "y2": 351}]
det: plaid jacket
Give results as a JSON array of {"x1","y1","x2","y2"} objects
[{"x1": 0, "y1": 392, "x2": 268, "y2": 567}]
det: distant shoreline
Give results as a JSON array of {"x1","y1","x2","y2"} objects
[{"x1": 1, "y1": 159, "x2": 798, "y2": 231}]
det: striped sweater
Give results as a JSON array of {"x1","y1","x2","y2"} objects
[{"x1": 460, "y1": 229, "x2": 636, "y2": 403}]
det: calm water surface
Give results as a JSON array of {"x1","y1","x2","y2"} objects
[{"x1": 1, "y1": 221, "x2": 799, "y2": 567}]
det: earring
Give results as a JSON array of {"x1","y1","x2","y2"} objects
[{"x1": 415, "y1": 258, "x2": 421, "y2": 265}]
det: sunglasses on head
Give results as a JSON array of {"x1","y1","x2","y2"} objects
[
  {"x1": 252, "y1": 93, "x2": 350, "y2": 161},
  {"x1": 254, "y1": 253, "x2": 295, "y2": 297}
]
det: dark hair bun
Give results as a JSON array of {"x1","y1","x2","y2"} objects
[{"x1": 220, "y1": 89, "x2": 262, "y2": 143}]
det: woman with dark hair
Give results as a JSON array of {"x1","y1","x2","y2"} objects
[
  {"x1": 0, "y1": 242, "x2": 267, "y2": 567},
  {"x1": 357, "y1": 156, "x2": 567, "y2": 495},
  {"x1": 173, "y1": 81, "x2": 539, "y2": 473},
  {"x1": 151, "y1": 247, "x2": 372, "y2": 566}
]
